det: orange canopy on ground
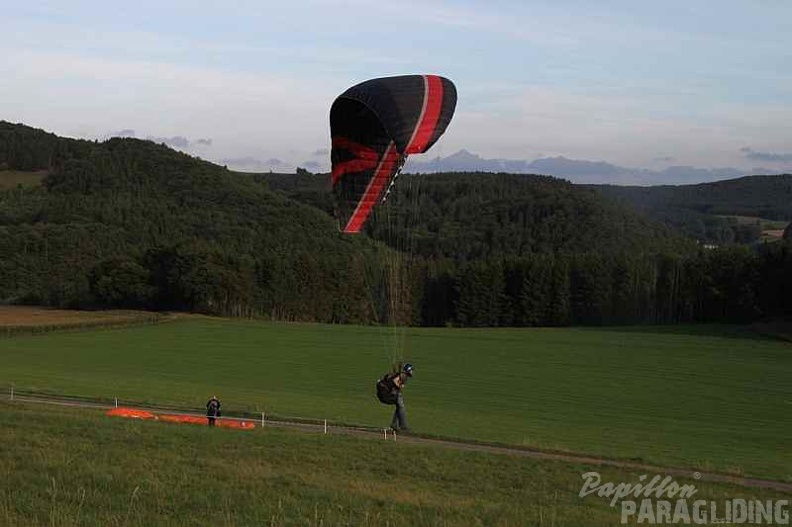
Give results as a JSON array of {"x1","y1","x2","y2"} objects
[
  {"x1": 107, "y1": 407, "x2": 255, "y2": 430},
  {"x1": 107, "y1": 407, "x2": 157, "y2": 420}
]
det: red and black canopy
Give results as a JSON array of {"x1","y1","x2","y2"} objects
[{"x1": 330, "y1": 74, "x2": 457, "y2": 233}]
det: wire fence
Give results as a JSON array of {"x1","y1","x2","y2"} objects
[
  {"x1": 4, "y1": 385, "x2": 392, "y2": 437},
  {"x1": 7, "y1": 384, "x2": 792, "y2": 491}
]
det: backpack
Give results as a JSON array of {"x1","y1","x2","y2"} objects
[{"x1": 375, "y1": 373, "x2": 399, "y2": 405}]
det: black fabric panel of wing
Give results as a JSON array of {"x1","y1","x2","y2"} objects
[{"x1": 330, "y1": 75, "x2": 457, "y2": 233}]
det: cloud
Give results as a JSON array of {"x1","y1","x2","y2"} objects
[
  {"x1": 218, "y1": 156, "x2": 294, "y2": 172},
  {"x1": 300, "y1": 160, "x2": 322, "y2": 170},
  {"x1": 405, "y1": 149, "x2": 749, "y2": 185},
  {"x1": 0, "y1": 49, "x2": 330, "y2": 157},
  {"x1": 3, "y1": 27, "x2": 790, "y2": 178},
  {"x1": 741, "y1": 147, "x2": 792, "y2": 163},
  {"x1": 148, "y1": 135, "x2": 190, "y2": 148},
  {"x1": 266, "y1": 158, "x2": 287, "y2": 167},
  {"x1": 110, "y1": 129, "x2": 136, "y2": 138},
  {"x1": 312, "y1": 148, "x2": 328, "y2": 157},
  {"x1": 218, "y1": 156, "x2": 262, "y2": 168},
  {"x1": 146, "y1": 135, "x2": 213, "y2": 149},
  {"x1": 103, "y1": 131, "x2": 211, "y2": 149},
  {"x1": 440, "y1": 83, "x2": 792, "y2": 170}
]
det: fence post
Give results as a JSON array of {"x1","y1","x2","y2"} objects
[
  {"x1": 324, "y1": 419, "x2": 327, "y2": 434},
  {"x1": 10, "y1": 387, "x2": 13, "y2": 401},
  {"x1": 115, "y1": 397, "x2": 118, "y2": 408},
  {"x1": 261, "y1": 412, "x2": 265, "y2": 427}
]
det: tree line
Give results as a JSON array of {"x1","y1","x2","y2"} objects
[
  {"x1": 1, "y1": 122, "x2": 790, "y2": 327},
  {"x1": 411, "y1": 243, "x2": 791, "y2": 327}
]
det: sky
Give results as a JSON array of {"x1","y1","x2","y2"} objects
[{"x1": 3, "y1": 0, "x2": 792, "y2": 179}]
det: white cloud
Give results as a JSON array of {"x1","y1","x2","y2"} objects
[
  {"x1": 439, "y1": 85, "x2": 792, "y2": 169},
  {"x1": 0, "y1": 48, "x2": 333, "y2": 165},
  {"x1": 2, "y1": 1, "x2": 791, "y2": 175}
]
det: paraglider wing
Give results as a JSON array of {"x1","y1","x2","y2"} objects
[{"x1": 330, "y1": 75, "x2": 457, "y2": 233}]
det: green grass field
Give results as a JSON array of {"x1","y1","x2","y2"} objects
[
  {"x1": 1, "y1": 318, "x2": 790, "y2": 480},
  {"x1": 2, "y1": 402, "x2": 787, "y2": 527}
]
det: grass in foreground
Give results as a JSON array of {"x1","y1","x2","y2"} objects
[
  {"x1": 1, "y1": 402, "x2": 788, "y2": 527},
  {"x1": 0, "y1": 317, "x2": 790, "y2": 480}
]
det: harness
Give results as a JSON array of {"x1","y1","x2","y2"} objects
[{"x1": 375, "y1": 373, "x2": 399, "y2": 405}]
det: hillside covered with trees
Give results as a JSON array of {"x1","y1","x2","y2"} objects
[
  {"x1": 260, "y1": 171, "x2": 693, "y2": 260},
  {"x1": 0, "y1": 122, "x2": 385, "y2": 322},
  {"x1": 1, "y1": 121, "x2": 790, "y2": 326},
  {"x1": 588, "y1": 176, "x2": 792, "y2": 245}
]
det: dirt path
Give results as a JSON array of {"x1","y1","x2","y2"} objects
[{"x1": 10, "y1": 393, "x2": 791, "y2": 494}]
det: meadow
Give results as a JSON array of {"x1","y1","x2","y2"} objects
[
  {"x1": 2, "y1": 402, "x2": 788, "y2": 526},
  {"x1": 0, "y1": 168, "x2": 47, "y2": 189},
  {"x1": 1, "y1": 316, "x2": 789, "y2": 481}
]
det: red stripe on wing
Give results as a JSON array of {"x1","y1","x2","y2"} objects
[
  {"x1": 405, "y1": 75, "x2": 444, "y2": 154},
  {"x1": 331, "y1": 136, "x2": 381, "y2": 184},
  {"x1": 343, "y1": 142, "x2": 399, "y2": 233}
]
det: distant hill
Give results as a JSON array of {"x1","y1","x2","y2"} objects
[
  {"x1": 257, "y1": 167, "x2": 792, "y2": 249},
  {"x1": 0, "y1": 122, "x2": 384, "y2": 322},
  {"x1": 0, "y1": 121, "x2": 91, "y2": 172},
  {"x1": 404, "y1": 149, "x2": 759, "y2": 185},
  {"x1": 259, "y1": 171, "x2": 693, "y2": 260},
  {"x1": 588, "y1": 175, "x2": 792, "y2": 244}
]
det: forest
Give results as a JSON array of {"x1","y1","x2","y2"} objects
[
  {"x1": 588, "y1": 176, "x2": 792, "y2": 244},
  {"x1": 1, "y1": 121, "x2": 790, "y2": 326}
]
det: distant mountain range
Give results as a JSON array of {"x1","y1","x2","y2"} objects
[{"x1": 403, "y1": 149, "x2": 777, "y2": 186}]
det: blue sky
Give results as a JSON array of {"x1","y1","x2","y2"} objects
[{"x1": 3, "y1": 0, "x2": 791, "y2": 177}]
